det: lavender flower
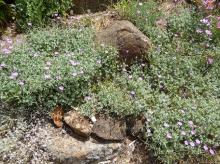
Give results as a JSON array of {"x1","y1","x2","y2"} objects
[
  {"x1": 196, "y1": 29, "x2": 203, "y2": 34},
  {"x1": 0, "y1": 63, "x2": 6, "y2": 69},
  {"x1": 177, "y1": 121, "x2": 183, "y2": 126},
  {"x1": 205, "y1": 30, "x2": 212, "y2": 36},
  {"x1": 207, "y1": 57, "x2": 214, "y2": 65},
  {"x1": 203, "y1": 145, "x2": 209, "y2": 151},
  {"x1": 188, "y1": 121, "x2": 194, "y2": 127},
  {"x1": 195, "y1": 139, "x2": 201, "y2": 145},
  {"x1": 184, "y1": 140, "x2": 189, "y2": 146},
  {"x1": 2, "y1": 48, "x2": 11, "y2": 54},
  {"x1": 191, "y1": 130, "x2": 196, "y2": 135},
  {"x1": 200, "y1": 18, "x2": 210, "y2": 25},
  {"x1": 190, "y1": 141, "x2": 195, "y2": 147},
  {"x1": 9, "y1": 72, "x2": 18, "y2": 79},
  {"x1": 166, "y1": 132, "x2": 172, "y2": 139},
  {"x1": 84, "y1": 96, "x2": 92, "y2": 101},
  {"x1": 209, "y1": 148, "x2": 215, "y2": 155},
  {"x1": 18, "y1": 81, "x2": 25, "y2": 86},
  {"x1": 6, "y1": 38, "x2": 13, "y2": 44},
  {"x1": 58, "y1": 86, "x2": 64, "y2": 91}
]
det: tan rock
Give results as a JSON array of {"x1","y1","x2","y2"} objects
[
  {"x1": 95, "y1": 20, "x2": 151, "y2": 64},
  {"x1": 64, "y1": 110, "x2": 92, "y2": 138}
]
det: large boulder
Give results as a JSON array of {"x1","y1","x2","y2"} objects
[{"x1": 95, "y1": 20, "x2": 151, "y2": 64}]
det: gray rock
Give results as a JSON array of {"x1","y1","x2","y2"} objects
[
  {"x1": 95, "y1": 20, "x2": 151, "y2": 64},
  {"x1": 43, "y1": 127, "x2": 121, "y2": 164},
  {"x1": 64, "y1": 110, "x2": 93, "y2": 138},
  {"x1": 92, "y1": 116, "x2": 126, "y2": 141}
]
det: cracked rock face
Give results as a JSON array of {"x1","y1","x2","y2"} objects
[
  {"x1": 95, "y1": 20, "x2": 151, "y2": 64},
  {"x1": 92, "y1": 116, "x2": 127, "y2": 141}
]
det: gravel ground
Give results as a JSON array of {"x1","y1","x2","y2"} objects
[{"x1": 0, "y1": 105, "x2": 55, "y2": 164}]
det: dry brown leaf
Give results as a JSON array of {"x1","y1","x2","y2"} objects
[{"x1": 51, "y1": 106, "x2": 64, "y2": 128}]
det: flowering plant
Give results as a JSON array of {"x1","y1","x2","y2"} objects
[{"x1": 0, "y1": 27, "x2": 118, "y2": 109}]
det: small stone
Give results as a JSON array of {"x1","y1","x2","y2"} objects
[{"x1": 91, "y1": 116, "x2": 97, "y2": 123}]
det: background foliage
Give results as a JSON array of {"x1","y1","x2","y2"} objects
[{"x1": 15, "y1": 0, "x2": 73, "y2": 31}]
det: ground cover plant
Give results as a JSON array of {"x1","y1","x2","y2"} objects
[
  {"x1": 0, "y1": 26, "x2": 118, "y2": 109},
  {"x1": 90, "y1": 0, "x2": 219, "y2": 163},
  {"x1": 0, "y1": 0, "x2": 220, "y2": 163}
]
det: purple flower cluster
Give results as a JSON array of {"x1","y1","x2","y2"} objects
[
  {"x1": 163, "y1": 118, "x2": 216, "y2": 156},
  {"x1": 185, "y1": 140, "x2": 216, "y2": 155},
  {"x1": 197, "y1": 17, "x2": 213, "y2": 38},
  {"x1": 203, "y1": 0, "x2": 216, "y2": 10}
]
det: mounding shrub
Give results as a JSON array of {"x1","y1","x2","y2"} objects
[
  {"x1": 0, "y1": 26, "x2": 118, "y2": 109},
  {"x1": 15, "y1": 0, "x2": 73, "y2": 31},
  {"x1": 80, "y1": 64, "x2": 220, "y2": 163}
]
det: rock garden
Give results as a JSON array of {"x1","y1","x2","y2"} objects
[{"x1": 0, "y1": 0, "x2": 220, "y2": 163}]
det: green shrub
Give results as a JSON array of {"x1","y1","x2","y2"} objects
[
  {"x1": 89, "y1": 1, "x2": 220, "y2": 163},
  {"x1": 0, "y1": 26, "x2": 118, "y2": 109},
  {"x1": 114, "y1": 0, "x2": 161, "y2": 28},
  {"x1": 15, "y1": 0, "x2": 73, "y2": 31},
  {"x1": 80, "y1": 63, "x2": 220, "y2": 163}
]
